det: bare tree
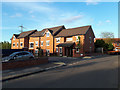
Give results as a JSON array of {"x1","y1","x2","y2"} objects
[
  {"x1": 100, "y1": 32, "x2": 115, "y2": 44},
  {"x1": 100, "y1": 32, "x2": 114, "y2": 38}
]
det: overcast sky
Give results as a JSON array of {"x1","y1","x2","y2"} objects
[{"x1": 1, "y1": 1, "x2": 118, "y2": 42}]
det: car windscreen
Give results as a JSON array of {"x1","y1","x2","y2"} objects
[{"x1": 9, "y1": 52, "x2": 18, "y2": 57}]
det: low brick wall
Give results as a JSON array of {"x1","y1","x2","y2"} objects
[
  {"x1": 2, "y1": 57, "x2": 48, "y2": 70},
  {"x1": 72, "y1": 49, "x2": 85, "y2": 57}
]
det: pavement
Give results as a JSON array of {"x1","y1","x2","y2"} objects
[
  {"x1": 2, "y1": 54, "x2": 108, "y2": 82},
  {"x1": 2, "y1": 61, "x2": 66, "y2": 82}
]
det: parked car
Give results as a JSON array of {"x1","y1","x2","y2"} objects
[{"x1": 2, "y1": 51, "x2": 34, "y2": 62}]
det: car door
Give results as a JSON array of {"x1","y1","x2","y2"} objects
[
  {"x1": 14, "y1": 53, "x2": 23, "y2": 60},
  {"x1": 22, "y1": 52, "x2": 30, "y2": 60}
]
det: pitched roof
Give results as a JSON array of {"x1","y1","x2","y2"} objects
[
  {"x1": 17, "y1": 30, "x2": 37, "y2": 38},
  {"x1": 30, "y1": 25, "x2": 65, "y2": 37},
  {"x1": 10, "y1": 34, "x2": 20, "y2": 40},
  {"x1": 30, "y1": 30, "x2": 45, "y2": 37},
  {"x1": 42, "y1": 25, "x2": 65, "y2": 36},
  {"x1": 55, "y1": 25, "x2": 91, "y2": 37}
]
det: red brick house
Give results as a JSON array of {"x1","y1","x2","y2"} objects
[
  {"x1": 11, "y1": 30, "x2": 37, "y2": 50},
  {"x1": 55, "y1": 25, "x2": 95, "y2": 57},
  {"x1": 11, "y1": 25, "x2": 95, "y2": 57},
  {"x1": 29, "y1": 25, "x2": 65, "y2": 55}
]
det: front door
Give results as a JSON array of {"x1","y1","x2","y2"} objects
[
  {"x1": 59, "y1": 47, "x2": 62, "y2": 56},
  {"x1": 66, "y1": 47, "x2": 73, "y2": 57},
  {"x1": 46, "y1": 50, "x2": 50, "y2": 56}
]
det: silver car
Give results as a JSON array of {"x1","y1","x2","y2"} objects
[{"x1": 2, "y1": 51, "x2": 34, "y2": 62}]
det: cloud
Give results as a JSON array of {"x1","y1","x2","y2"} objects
[
  {"x1": 10, "y1": 13, "x2": 22, "y2": 18},
  {"x1": 106, "y1": 20, "x2": 111, "y2": 23},
  {"x1": 85, "y1": 0, "x2": 100, "y2": 5},
  {"x1": 9, "y1": 3, "x2": 55, "y2": 14},
  {"x1": 63, "y1": 15, "x2": 83, "y2": 23}
]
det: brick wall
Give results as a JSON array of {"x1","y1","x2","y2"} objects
[
  {"x1": 2, "y1": 57, "x2": 48, "y2": 70},
  {"x1": 84, "y1": 27, "x2": 95, "y2": 53},
  {"x1": 72, "y1": 49, "x2": 85, "y2": 57}
]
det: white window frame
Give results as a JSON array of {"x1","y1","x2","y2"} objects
[
  {"x1": 56, "y1": 47, "x2": 58, "y2": 52},
  {"x1": 59, "y1": 47, "x2": 62, "y2": 53},
  {"x1": 56, "y1": 38, "x2": 60, "y2": 43},
  {"x1": 29, "y1": 42, "x2": 34, "y2": 48},
  {"x1": 35, "y1": 41, "x2": 38, "y2": 46},
  {"x1": 13, "y1": 43, "x2": 15, "y2": 47},
  {"x1": 46, "y1": 32, "x2": 49, "y2": 37},
  {"x1": 66, "y1": 37, "x2": 73, "y2": 41},
  {"x1": 75, "y1": 36, "x2": 80, "y2": 42},
  {"x1": 17, "y1": 42, "x2": 18, "y2": 47},
  {"x1": 20, "y1": 42, "x2": 23, "y2": 47},
  {"x1": 46, "y1": 40, "x2": 50, "y2": 46},
  {"x1": 76, "y1": 47, "x2": 79, "y2": 53},
  {"x1": 41, "y1": 41, "x2": 43, "y2": 46}
]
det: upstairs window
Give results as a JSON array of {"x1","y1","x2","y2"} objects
[
  {"x1": 75, "y1": 36, "x2": 80, "y2": 42},
  {"x1": 89, "y1": 37, "x2": 92, "y2": 43},
  {"x1": 66, "y1": 37, "x2": 72, "y2": 41},
  {"x1": 41, "y1": 41, "x2": 43, "y2": 46},
  {"x1": 30, "y1": 42, "x2": 34, "y2": 48},
  {"x1": 46, "y1": 41, "x2": 50, "y2": 46},
  {"x1": 56, "y1": 38, "x2": 60, "y2": 43},
  {"x1": 13, "y1": 43, "x2": 15, "y2": 47},
  {"x1": 20, "y1": 42, "x2": 23, "y2": 47},
  {"x1": 46, "y1": 32, "x2": 49, "y2": 37},
  {"x1": 35, "y1": 41, "x2": 38, "y2": 46}
]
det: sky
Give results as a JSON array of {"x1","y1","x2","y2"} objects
[{"x1": 1, "y1": 1, "x2": 118, "y2": 42}]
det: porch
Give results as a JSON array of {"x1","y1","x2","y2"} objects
[{"x1": 56, "y1": 41, "x2": 84, "y2": 57}]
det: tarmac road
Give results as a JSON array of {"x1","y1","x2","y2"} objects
[{"x1": 2, "y1": 55, "x2": 118, "y2": 88}]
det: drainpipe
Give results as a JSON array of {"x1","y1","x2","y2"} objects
[
  {"x1": 39, "y1": 36, "x2": 40, "y2": 48},
  {"x1": 53, "y1": 36, "x2": 54, "y2": 55},
  {"x1": 18, "y1": 39, "x2": 20, "y2": 49},
  {"x1": 39, "y1": 36, "x2": 40, "y2": 56}
]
